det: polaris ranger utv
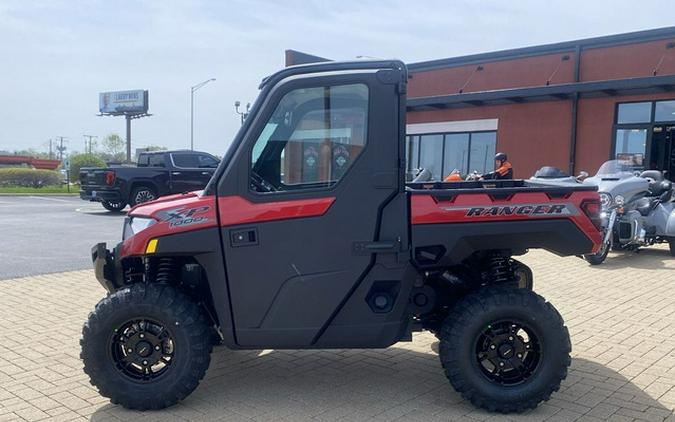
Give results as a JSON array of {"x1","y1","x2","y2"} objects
[{"x1": 81, "y1": 60, "x2": 603, "y2": 413}]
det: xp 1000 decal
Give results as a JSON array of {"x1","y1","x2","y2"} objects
[{"x1": 158, "y1": 206, "x2": 211, "y2": 228}]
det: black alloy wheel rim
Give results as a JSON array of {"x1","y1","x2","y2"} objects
[
  {"x1": 135, "y1": 190, "x2": 156, "y2": 204},
  {"x1": 474, "y1": 320, "x2": 541, "y2": 385},
  {"x1": 106, "y1": 201, "x2": 125, "y2": 209},
  {"x1": 109, "y1": 319, "x2": 175, "y2": 382}
]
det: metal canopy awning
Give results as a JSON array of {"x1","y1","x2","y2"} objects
[{"x1": 406, "y1": 74, "x2": 675, "y2": 111}]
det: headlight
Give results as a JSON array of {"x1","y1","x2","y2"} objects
[
  {"x1": 129, "y1": 217, "x2": 156, "y2": 235},
  {"x1": 614, "y1": 195, "x2": 625, "y2": 206},
  {"x1": 599, "y1": 192, "x2": 612, "y2": 208}
]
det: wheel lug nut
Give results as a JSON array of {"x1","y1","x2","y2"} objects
[
  {"x1": 139, "y1": 334, "x2": 144, "y2": 338},
  {"x1": 127, "y1": 348, "x2": 133, "y2": 353},
  {"x1": 517, "y1": 353, "x2": 522, "y2": 358},
  {"x1": 143, "y1": 360, "x2": 148, "y2": 365},
  {"x1": 490, "y1": 344, "x2": 496, "y2": 349},
  {"x1": 499, "y1": 362, "x2": 505, "y2": 367},
  {"x1": 508, "y1": 336, "x2": 513, "y2": 341},
  {"x1": 155, "y1": 345, "x2": 160, "y2": 351}
]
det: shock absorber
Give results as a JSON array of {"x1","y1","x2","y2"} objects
[
  {"x1": 155, "y1": 257, "x2": 178, "y2": 284},
  {"x1": 488, "y1": 254, "x2": 512, "y2": 284}
]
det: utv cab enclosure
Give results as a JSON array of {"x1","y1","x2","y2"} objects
[{"x1": 82, "y1": 60, "x2": 603, "y2": 413}]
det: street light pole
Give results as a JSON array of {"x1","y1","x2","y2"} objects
[{"x1": 190, "y1": 78, "x2": 216, "y2": 150}]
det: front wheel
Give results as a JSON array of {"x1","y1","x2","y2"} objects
[
  {"x1": 583, "y1": 238, "x2": 611, "y2": 265},
  {"x1": 438, "y1": 287, "x2": 571, "y2": 413},
  {"x1": 81, "y1": 284, "x2": 213, "y2": 410}
]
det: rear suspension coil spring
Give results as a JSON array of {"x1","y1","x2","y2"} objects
[
  {"x1": 488, "y1": 254, "x2": 512, "y2": 284},
  {"x1": 155, "y1": 257, "x2": 178, "y2": 284}
]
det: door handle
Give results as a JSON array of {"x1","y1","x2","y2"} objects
[
  {"x1": 171, "y1": 171, "x2": 181, "y2": 176},
  {"x1": 201, "y1": 171, "x2": 211, "y2": 176}
]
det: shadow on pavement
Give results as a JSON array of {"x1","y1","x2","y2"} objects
[
  {"x1": 589, "y1": 247, "x2": 673, "y2": 271},
  {"x1": 90, "y1": 342, "x2": 673, "y2": 421}
]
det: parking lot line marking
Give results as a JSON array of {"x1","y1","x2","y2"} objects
[{"x1": 27, "y1": 196, "x2": 75, "y2": 202}]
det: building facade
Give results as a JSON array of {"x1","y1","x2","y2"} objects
[{"x1": 286, "y1": 26, "x2": 675, "y2": 181}]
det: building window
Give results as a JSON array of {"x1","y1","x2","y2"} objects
[
  {"x1": 614, "y1": 129, "x2": 647, "y2": 166},
  {"x1": 654, "y1": 100, "x2": 675, "y2": 122},
  {"x1": 616, "y1": 102, "x2": 652, "y2": 124},
  {"x1": 406, "y1": 131, "x2": 496, "y2": 180},
  {"x1": 614, "y1": 100, "x2": 675, "y2": 173}
]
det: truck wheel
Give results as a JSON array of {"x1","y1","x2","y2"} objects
[
  {"x1": 583, "y1": 238, "x2": 610, "y2": 265},
  {"x1": 669, "y1": 238, "x2": 675, "y2": 256},
  {"x1": 130, "y1": 186, "x2": 157, "y2": 206},
  {"x1": 81, "y1": 284, "x2": 213, "y2": 410},
  {"x1": 438, "y1": 287, "x2": 570, "y2": 413},
  {"x1": 101, "y1": 201, "x2": 127, "y2": 212}
]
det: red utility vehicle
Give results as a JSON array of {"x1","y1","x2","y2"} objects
[{"x1": 81, "y1": 60, "x2": 602, "y2": 413}]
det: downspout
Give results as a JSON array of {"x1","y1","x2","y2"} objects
[{"x1": 568, "y1": 44, "x2": 581, "y2": 175}]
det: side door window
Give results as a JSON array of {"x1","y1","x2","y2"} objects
[{"x1": 249, "y1": 83, "x2": 369, "y2": 193}]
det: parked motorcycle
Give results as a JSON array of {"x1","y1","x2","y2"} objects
[
  {"x1": 528, "y1": 166, "x2": 589, "y2": 187},
  {"x1": 581, "y1": 160, "x2": 675, "y2": 264}
]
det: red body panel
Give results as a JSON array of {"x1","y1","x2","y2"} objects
[
  {"x1": 411, "y1": 191, "x2": 603, "y2": 251},
  {"x1": 217, "y1": 196, "x2": 335, "y2": 226},
  {"x1": 120, "y1": 193, "x2": 335, "y2": 258}
]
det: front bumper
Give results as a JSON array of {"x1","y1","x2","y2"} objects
[
  {"x1": 80, "y1": 188, "x2": 122, "y2": 203},
  {"x1": 91, "y1": 242, "x2": 122, "y2": 292}
]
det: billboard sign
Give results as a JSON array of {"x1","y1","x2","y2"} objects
[{"x1": 99, "y1": 90, "x2": 148, "y2": 115}]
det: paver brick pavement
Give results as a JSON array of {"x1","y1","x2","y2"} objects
[{"x1": 0, "y1": 247, "x2": 674, "y2": 421}]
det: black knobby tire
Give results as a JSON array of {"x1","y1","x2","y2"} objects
[
  {"x1": 438, "y1": 287, "x2": 571, "y2": 413},
  {"x1": 669, "y1": 238, "x2": 675, "y2": 257},
  {"x1": 101, "y1": 201, "x2": 127, "y2": 212},
  {"x1": 584, "y1": 238, "x2": 610, "y2": 265},
  {"x1": 81, "y1": 284, "x2": 213, "y2": 410},
  {"x1": 130, "y1": 186, "x2": 157, "y2": 206}
]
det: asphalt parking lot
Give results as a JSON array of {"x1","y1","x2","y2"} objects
[{"x1": 0, "y1": 196, "x2": 125, "y2": 280}]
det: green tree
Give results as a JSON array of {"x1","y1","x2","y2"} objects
[
  {"x1": 69, "y1": 153, "x2": 106, "y2": 182},
  {"x1": 100, "y1": 133, "x2": 126, "y2": 162}
]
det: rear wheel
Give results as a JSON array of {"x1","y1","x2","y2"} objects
[
  {"x1": 81, "y1": 284, "x2": 212, "y2": 410},
  {"x1": 130, "y1": 186, "x2": 157, "y2": 206},
  {"x1": 438, "y1": 287, "x2": 570, "y2": 413},
  {"x1": 668, "y1": 238, "x2": 675, "y2": 256},
  {"x1": 101, "y1": 201, "x2": 127, "y2": 212}
]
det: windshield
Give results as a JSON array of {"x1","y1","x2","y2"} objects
[{"x1": 596, "y1": 160, "x2": 638, "y2": 176}]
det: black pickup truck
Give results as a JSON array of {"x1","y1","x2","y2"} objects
[{"x1": 79, "y1": 150, "x2": 219, "y2": 211}]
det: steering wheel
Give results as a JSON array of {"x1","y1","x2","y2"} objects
[{"x1": 250, "y1": 170, "x2": 277, "y2": 193}]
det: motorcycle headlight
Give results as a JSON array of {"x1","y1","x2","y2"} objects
[
  {"x1": 599, "y1": 192, "x2": 612, "y2": 208},
  {"x1": 124, "y1": 217, "x2": 156, "y2": 239},
  {"x1": 614, "y1": 195, "x2": 625, "y2": 206}
]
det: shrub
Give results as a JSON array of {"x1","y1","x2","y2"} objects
[
  {"x1": 0, "y1": 168, "x2": 62, "y2": 188},
  {"x1": 69, "y1": 154, "x2": 106, "y2": 181}
]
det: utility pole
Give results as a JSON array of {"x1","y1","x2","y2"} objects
[
  {"x1": 83, "y1": 135, "x2": 97, "y2": 154},
  {"x1": 55, "y1": 136, "x2": 68, "y2": 161},
  {"x1": 49, "y1": 139, "x2": 53, "y2": 159}
]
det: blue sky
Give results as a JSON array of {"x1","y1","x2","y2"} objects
[{"x1": 1, "y1": 0, "x2": 674, "y2": 156}]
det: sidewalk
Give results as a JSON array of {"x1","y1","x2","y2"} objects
[{"x1": 0, "y1": 248, "x2": 674, "y2": 421}]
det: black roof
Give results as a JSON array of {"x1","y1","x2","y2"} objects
[{"x1": 408, "y1": 26, "x2": 675, "y2": 73}]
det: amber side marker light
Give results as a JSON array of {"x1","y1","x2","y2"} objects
[{"x1": 146, "y1": 239, "x2": 158, "y2": 254}]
